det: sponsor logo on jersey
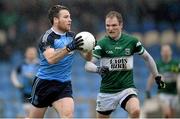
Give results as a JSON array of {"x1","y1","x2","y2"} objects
[
  {"x1": 110, "y1": 58, "x2": 127, "y2": 69},
  {"x1": 100, "y1": 56, "x2": 133, "y2": 71},
  {"x1": 106, "y1": 50, "x2": 113, "y2": 54},
  {"x1": 115, "y1": 47, "x2": 122, "y2": 50}
]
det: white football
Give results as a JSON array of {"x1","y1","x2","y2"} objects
[{"x1": 75, "y1": 31, "x2": 96, "y2": 52}]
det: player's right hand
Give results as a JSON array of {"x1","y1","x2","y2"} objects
[
  {"x1": 66, "y1": 36, "x2": 84, "y2": 52},
  {"x1": 97, "y1": 66, "x2": 109, "y2": 76},
  {"x1": 155, "y1": 75, "x2": 166, "y2": 89},
  {"x1": 14, "y1": 82, "x2": 23, "y2": 89}
]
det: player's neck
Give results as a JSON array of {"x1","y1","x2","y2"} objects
[
  {"x1": 26, "y1": 58, "x2": 38, "y2": 64},
  {"x1": 163, "y1": 57, "x2": 171, "y2": 63},
  {"x1": 114, "y1": 32, "x2": 121, "y2": 40},
  {"x1": 51, "y1": 27, "x2": 66, "y2": 35}
]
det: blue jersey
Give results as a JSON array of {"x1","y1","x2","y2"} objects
[
  {"x1": 36, "y1": 29, "x2": 75, "y2": 82},
  {"x1": 17, "y1": 60, "x2": 39, "y2": 95}
]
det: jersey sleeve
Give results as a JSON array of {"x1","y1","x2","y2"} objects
[
  {"x1": 38, "y1": 34, "x2": 54, "y2": 53},
  {"x1": 156, "y1": 61, "x2": 160, "y2": 72},
  {"x1": 93, "y1": 40, "x2": 103, "y2": 59},
  {"x1": 133, "y1": 38, "x2": 144, "y2": 55}
]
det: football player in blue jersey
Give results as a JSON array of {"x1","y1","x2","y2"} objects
[
  {"x1": 28, "y1": 5, "x2": 88, "y2": 118},
  {"x1": 11, "y1": 46, "x2": 39, "y2": 117}
]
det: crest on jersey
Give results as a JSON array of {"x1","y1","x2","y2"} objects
[
  {"x1": 136, "y1": 41, "x2": 142, "y2": 47},
  {"x1": 94, "y1": 45, "x2": 102, "y2": 50},
  {"x1": 125, "y1": 48, "x2": 130, "y2": 55}
]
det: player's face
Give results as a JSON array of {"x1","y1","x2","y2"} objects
[
  {"x1": 25, "y1": 47, "x2": 37, "y2": 61},
  {"x1": 105, "y1": 17, "x2": 122, "y2": 39},
  {"x1": 56, "y1": 9, "x2": 72, "y2": 32},
  {"x1": 161, "y1": 45, "x2": 172, "y2": 62}
]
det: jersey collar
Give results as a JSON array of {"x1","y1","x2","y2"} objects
[
  {"x1": 51, "y1": 27, "x2": 66, "y2": 36},
  {"x1": 107, "y1": 32, "x2": 123, "y2": 42}
]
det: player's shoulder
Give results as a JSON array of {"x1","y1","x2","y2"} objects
[
  {"x1": 171, "y1": 59, "x2": 180, "y2": 64},
  {"x1": 42, "y1": 29, "x2": 54, "y2": 38},
  {"x1": 40, "y1": 29, "x2": 60, "y2": 42}
]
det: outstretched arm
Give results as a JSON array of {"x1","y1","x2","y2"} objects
[
  {"x1": 145, "y1": 74, "x2": 155, "y2": 98},
  {"x1": 146, "y1": 74, "x2": 155, "y2": 91},
  {"x1": 85, "y1": 57, "x2": 109, "y2": 75},
  {"x1": 11, "y1": 69, "x2": 23, "y2": 88},
  {"x1": 141, "y1": 50, "x2": 166, "y2": 89},
  {"x1": 141, "y1": 50, "x2": 158, "y2": 77},
  {"x1": 85, "y1": 57, "x2": 99, "y2": 72}
]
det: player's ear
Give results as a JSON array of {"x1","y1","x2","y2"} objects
[
  {"x1": 120, "y1": 22, "x2": 123, "y2": 29},
  {"x1": 54, "y1": 17, "x2": 59, "y2": 24}
]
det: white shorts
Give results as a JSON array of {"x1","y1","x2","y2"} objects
[
  {"x1": 96, "y1": 88, "x2": 138, "y2": 111},
  {"x1": 157, "y1": 93, "x2": 178, "y2": 109}
]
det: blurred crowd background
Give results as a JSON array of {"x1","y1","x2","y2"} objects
[{"x1": 0, "y1": 0, "x2": 179, "y2": 118}]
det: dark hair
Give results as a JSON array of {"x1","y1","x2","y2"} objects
[
  {"x1": 106, "y1": 11, "x2": 123, "y2": 24},
  {"x1": 48, "y1": 5, "x2": 69, "y2": 25}
]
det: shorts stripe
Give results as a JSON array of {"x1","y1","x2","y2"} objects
[
  {"x1": 31, "y1": 77, "x2": 40, "y2": 104},
  {"x1": 121, "y1": 94, "x2": 137, "y2": 110}
]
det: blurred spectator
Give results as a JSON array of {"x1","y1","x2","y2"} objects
[
  {"x1": 0, "y1": 30, "x2": 13, "y2": 61},
  {"x1": 145, "y1": 44, "x2": 180, "y2": 118}
]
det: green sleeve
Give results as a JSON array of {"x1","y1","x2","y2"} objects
[
  {"x1": 93, "y1": 41, "x2": 103, "y2": 59},
  {"x1": 156, "y1": 61, "x2": 160, "y2": 72},
  {"x1": 133, "y1": 38, "x2": 144, "y2": 55}
]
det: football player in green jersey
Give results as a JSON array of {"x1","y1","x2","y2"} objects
[
  {"x1": 85, "y1": 11, "x2": 165, "y2": 118},
  {"x1": 146, "y1": 44, "x2": 180, "y2": 118}
]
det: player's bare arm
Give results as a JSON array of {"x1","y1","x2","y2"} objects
[
  {"x1": 43, "y1": 47, "x2": 69, "y2": 64},
  {"x1": 11, "y1": 69, "x2": 23, "y2": 88},
  {"x1": 80, "y1": 51, "x2": 92, "y2": 61},
  {"x1": 146, "y1": 74, "x2": 155, "y2": 91},
  {"x1": 44, "y1": 35, "x2": 83, "y2": 64},
  {"x1": 85, "y1": 57, "x2": 109, "y2": 75},
  {"x1": 85, "y1": 57, "x2": 98, "y2": 72},
  {"x1": 141, "y1": 50, "x2": 158, "y2": 77}
]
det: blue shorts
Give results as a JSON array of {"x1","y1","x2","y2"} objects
[{"x1": 30, "y1": 77, "x2": 73, "y2": 108}]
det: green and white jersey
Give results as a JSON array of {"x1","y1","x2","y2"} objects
[
  {"x1": 157, "y1": 60, "x2": 180, "y2": 94},
  {"x1": 93, "y1": 33, "x2": 144, "y2": 93}
]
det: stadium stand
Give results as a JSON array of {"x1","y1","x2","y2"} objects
[
  {"x1": 160, "y1": 29, "x2": 176, "y2": 45},
  {"x1": 143, "y1": 30, "x2": 160, "y2": 47}
]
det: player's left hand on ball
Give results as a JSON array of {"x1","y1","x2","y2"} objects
[
  {"x1": 74, "y1": 36, "x2": 84, "y2": 50},
  {"x1": 97, "y1": 66, "x2": 109, "y2": 76},
  {"x1": 155, "y1": 75, "x2": 166, "y2": 89}
]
